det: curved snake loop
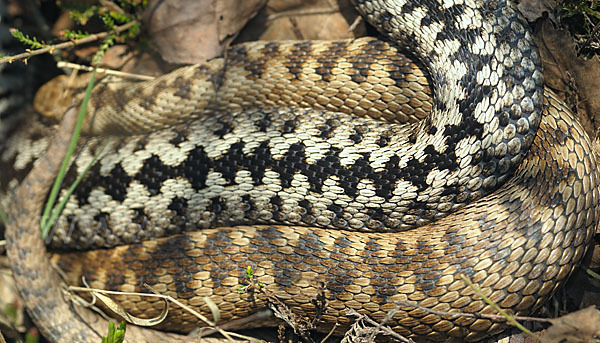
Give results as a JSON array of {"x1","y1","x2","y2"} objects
[{"x1": 2, "y1": 0, "x2": 599, "y2": 342}]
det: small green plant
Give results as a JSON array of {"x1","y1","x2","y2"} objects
[
  {"x1": 561, "y1": 0, "x2": 600, "y2": 52},
  {"x1": 102, "y1": 321, "x2": 126, "y2": 343},
  {"x1": 60, "y1": 29, "x2": 91, "y2": 40},
  {"x1": 62, "y1": 0, "x2": 145, "y2": 65},
  {"x1": 586, "y1": 267, "x2": 600, "y2": 280},
  {"x1": 9, "y1": 29, "x2": 44, "y2": 49},
  {"x1": 238, "y1": 266, "x2": 264, "y2": 294},
  {"x1": 3, "y1": 302, "x2": 18, "y2": 323},
  {"x1": 563, "y1": 0, "x2": 600, "y2": 21},
  {"x1": 25, "y1": 327, "x2": 39, "y2": 343},
  {"x1": 2, "y1": 0, "x2": 146, "y2": 64}
]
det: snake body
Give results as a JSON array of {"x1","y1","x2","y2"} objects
[{"x1": 2, "y1": 0, "x2": 600, "y2": 342}]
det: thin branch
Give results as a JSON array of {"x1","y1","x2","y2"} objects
[
  {"x1": 345, "y1": 308, "x2": 414, "y2": 343},
  {"x1": 58, "y1": 61, "x2": 155, "y2": 81},
  {"x1": 0, "y1": 21, "x2": 137, "y2": 65},
  {"x1": 460, "y1": 274, "x2": 539, "y2": 341},
  {"x1": 267, "y1": 7, "x2": 342, "y2": 22}
]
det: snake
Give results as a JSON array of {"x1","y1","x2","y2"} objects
[{"x1": 2, "y1": 0, "x2": 600, "y2": 342}]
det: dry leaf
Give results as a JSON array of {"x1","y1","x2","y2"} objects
[
  {"x1": 236, "y1": 0, "x2": 365, "y2": 42},
  {"x1": 517, "y1": 0, "x2": 558, "y2": 22},
  {"x1": 543, "y1": 306, "x2": 600, "y2": 343},
  {"x1": 93, "y1": 291, "x2": 169, "y2": 326},
  {"x1": 534, "y1": 19, "x2": 600, "y2": 138},
  {"x1": 144, "y1": 0, "x2": 266, "y2": 64}
]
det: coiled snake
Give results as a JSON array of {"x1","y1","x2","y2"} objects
[{"x1": 2, "y1": 0, "x2": 600, "y2": 342}]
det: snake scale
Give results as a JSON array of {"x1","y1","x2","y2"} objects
[{"x1": 2, "y1": 0, "x2": 600, "y2": 342}]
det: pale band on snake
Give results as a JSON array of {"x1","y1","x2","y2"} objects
[{"x1": 1, "y1": 0, "x2": 599, "y2": 342}]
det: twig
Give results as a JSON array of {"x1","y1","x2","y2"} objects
[
  {"x1": 319, "y1": 322, "x2": 339, "y2": 343},
  {"x1": 99, "y1": 0, "x2": 127, "y2": 15},
  {"x1": 345, "y1": 308, "x2": 414, "y2": 343},
  {"x1": 347, "y1": 16, "x2": 363, "y2": 32},
  {"x1": 267, "y1": 7, "x2": 342, "y2": 22},
  {"x1": 0, "y1": 21, "x2": 137, "y2": 65},
  {"x1": 143, "y1": 284, "x2": 259, "y2": 343},
  {"x1": 460, "y1": 275, "x2": 540, "y2": 341},
  {"x1": 58, "y1": 61, "x2": 155, "y2": 81},
  {"x1": 580, "y1": 13, "x2": 600, "y2": 54}
]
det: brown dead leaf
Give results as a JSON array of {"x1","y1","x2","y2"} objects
[
  {"x1": 517, "y1": 0, "x2": 557, "y2": 22},
  {"x1": 144, "y1": 0, "x2": 266, "y2": 64},
  {"x1": 534, "y1": 19, "x2": 600, "y2": 138},
  {"x1": 98, "y1": 45, "x2": 172, "y2": 76},
  {"x1": 543, "y1": 306, "x2": 600, "y2": 343},
  {"x1": 236, "y1": 0, "x2": 365, "y2": 42}
]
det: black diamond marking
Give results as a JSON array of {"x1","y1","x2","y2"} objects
[
  {"x1": 254, "y1": 112, "x2": 271, "y2": 132},
  {"x1": 73, "y1": 163, "x2": 132, "y2": 205},
  {"x1": 276, "y1": 142, "x2": 305, "y2": 188},
  {"x1": 282, "y1": 41, "x2": 313, "y2": 80},
  {"x1": 213, "y1": 141, "x2": 245, "y2": 185},
  {"x1": 317, "y1": 118, "x2": 339, "y2": 138},
  {"x1": 242, "y1": 42, "x2": 280, "y2": 79},
  {"x1": 350, "y1": 133, "x2": 363, "y2": 144},
  {"x1": 168, "y1": 197, "x2": 188, "y2": 217},
  {"x1": 173, "y1": 76, "x2": 192, "y2": 99},
  {"x1": 246, "y1": 141, "x2": 270, "y2": 184},
  {"x1": 270, "y1": 195, "x2": 283, "y2": 221},
  {"x1": 374, "y1": 9, "x2": 393, "y2": 28},
  {"x1": 136, "y1": 155, "x2": 173, "y2": 196},
  {"x1": 327, "y1": 203, "x2": 344, "y2": 216},
  {"x1": 282, "y1": 119, "x2": 298, "y2": 134},
  {"x1": 182, "y1": 146, "x2": 211, "y2": 191},
  {"x1": 130, "y1": 145, "x2": 212, "y2": 197}
]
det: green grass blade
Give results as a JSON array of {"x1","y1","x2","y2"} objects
[
  {"x1": 586, "y1": 267, "x2": 600, "y2": 280},
  {"x1": 42, "y1": 143, "x2": 106, "y2": 238},
  {"x1": 460, "y1": 274, "x2": 538, "y2": 340},
  {"x1": 0, "y1": 207, "x2": 6, "y2": 224},
  {"x1": 40, "y1": 68, "x2": 96, "y2": 238}
]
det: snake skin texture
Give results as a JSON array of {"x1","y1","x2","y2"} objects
[
  {"x1": 34, "y1": 37, "x2": 432, "y2": 133},
  {"x1": 2, "y1": 0, "x2": 599, "y2": 342}
]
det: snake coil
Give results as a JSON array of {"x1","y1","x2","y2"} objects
[{"x1": 1, "y1": 0, "x2": 599, "y2": 342}]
